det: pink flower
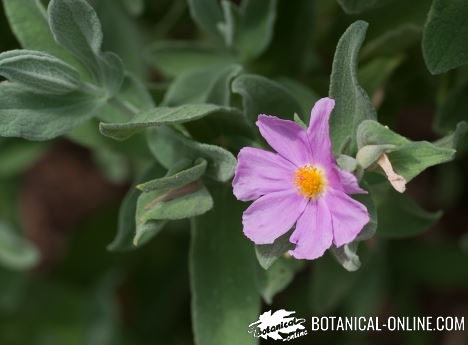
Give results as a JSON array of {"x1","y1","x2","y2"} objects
[{"x1": 232, "y1": 97, "x2": 369, "y2": 260}]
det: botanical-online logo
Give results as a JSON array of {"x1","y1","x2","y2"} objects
[{"x1": 248, "y1": 310, "x2": 307, "y2": 341}]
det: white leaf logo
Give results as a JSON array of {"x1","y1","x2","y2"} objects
[{"x1": 248, "y1": 309, "x2": 306, "y2": 340}]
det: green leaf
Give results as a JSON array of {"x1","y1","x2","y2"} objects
[
  {"x1": 336, "y1": 154, "x2": 358, "y2": 173},
  {"x1": 255, "y1": 230, "x2": 294, "y2": 270},
  {"x1": 187, "y1": 0, "x2": 224, "y2": 39},
  {"x1": 357, "y1": 120, "x2": 456, "y2": 181},
  {"x1": 422, "y1": 0, "x2": 468, "y2": 74},
  {"x1": 1, "y1": 0, "x2": 77, "y2": 67},
  {"x1": 228, "y1": 0, "x2": 278, "y2": 61},
  {"x1": 337, "y1": 0, "x2": 386, "y2": 14},
  {"x1": 134, "y1": 159, "x2": 214, "y2": 246},
  {"x1": 329, "y1": 20, "x2": 377, "y2": 155},
  {"x1": 0, "y1": 50, "x2": 81, "y2": 94},
  {"x1": 48, "y1": 0, "x2": 124, "y2": 93},
  {"x1": 377, "y1": 189, "x2": 442, "y2": 238},
  {"x1": 0, "y1": 221, "x2": 39, "y2": 271},
  {"x1": 434, "y1": 122, "x2": 467, "y2": 149},
  {"x1": 137, "y1": 159, "x2": 207, "y2": 193},
  {"x1": 48, "y1": 0, "x2": 103, "y2": 79},
  {"x1": 389, "y1": 142, "x2": 453, "y2": 182},
  {"x1": 163, "y1": 64, "x2": 242, "y2": 107},
  {"x1": 309, "y1": 253, "x2": 358, "y2": 314},
  {"x1": 100, "y1": 104, "x2": 240, "y2": 141},
  {"x1": 232, "y1": 74, "x2": 302, "y2": 125},
  {"x1": 190, "y1": 184, "x2": 260, "y2": 345},
  {"x1": 107, "y1": 163, "x2": 166, "y2": 252},
  {"x1": 356, "y1": 144, "x2": 396, "y2": 169},
  {"x1": 330, "y1": 243, "x2": 361, "y2": 272},
  {"x1": 147, "y1": 126, "x2": 236, "y2": 182},
  {"x1": 133, "y1": 220, "x2": 167, "y2": 248},
  {"x1": 136, "y1": 183, "x2": 213, "y2": 222},
  {"x1": 0, "y1": 82, "x2": 104, "y2": 140},
  {"x1": 256, "y1": 257, "x2": 302, "y2": 305},
  {"x1": 145, "y1": 41, "x2": 235, "y2": 78}
]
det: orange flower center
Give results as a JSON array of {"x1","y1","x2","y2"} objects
[{"x1": 294, "y1": 164, "x2": 327, "y2": 199}]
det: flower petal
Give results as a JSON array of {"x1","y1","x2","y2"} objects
[
  {"x1": 307, "y1": 97, "x2": 335, "y2": 164},
  {"x1": 306, "y1": 98, "x2": 343, "y2": 190},
  {"x1": 233, "y1": 147, "x2": 296, "y2": 201},
  {"x1": 326, "y1": 188, "x2": 369, "y2": 247},
  {"x1": 256, "y1": 115, "x2": 311, "y2": 166},
  {"x1": 338, "y1": 169, "x2": 367, "y2": 194},
  {"x1": 242, "y1": 190, "x2": 307, "y2": 245},
  {"x1": 289, "y1": 198, "x2": 333, "y2": 260}
]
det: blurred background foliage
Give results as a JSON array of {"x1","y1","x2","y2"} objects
[{"x1": 0, "y1": 0, "x2": 467, "y2": 344}]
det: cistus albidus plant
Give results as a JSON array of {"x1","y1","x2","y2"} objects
[{"x1": 0, "y1": 0, "x2": 467, "y2": 344}]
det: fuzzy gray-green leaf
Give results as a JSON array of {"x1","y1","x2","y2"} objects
[
  {"x1": 357, "y1": 120, "x2": 456, "y2": 181},
  {"x1": 107, "y1": 163, "x2": 166, "y2": 252},
  {"x1": 329, "y1": 20, "x2": 377, "y2": 155},
  {"x1": 434, "y1": 122, "x2": 467, "y2": 149},
  {"x1": 0, "y1": 50, "x2": 81, "y2": 94},
  {"x1": 0, "y1": 82, "x2": 104, "y2": 140},
  {"x1": 232, "y1": 74, "x2": 302, "y2": 125},
  {"x1": 190, "y1": 185, "x2": 260, "y2": 345},
  {"x1": 330, "y1": 243, "x2": 361, "y2": 272},
  {"x1": 233, "y1": 0, "x2": 277, "y2": 61},
  {"x1": 255, "y1": 230, "x2": 294, "y2": 270},
  {"x1": 137, "y1": 159, "x2": 207, "y2": 193},
  {"x1": 100, "y1": 104, "x2": 238, "y2": 141},
  {"x1": 137, "y1": 183, "x2": 213, "y2": 224},
  {"x1": 1, "y1": 0, "x2": 77, "y2": 67},
  {"x1": 422, "y1": 0, "x2": 468, "y2": 74},
  {"x1": 48, "y1": 0, "x2": 103, "y2": 79},
  {"x1": 256, "y1": 257, "x2": 302, "y2": 304},
  {"x1": 147, "y1": 126, "x2": 236, "y2": 182}
]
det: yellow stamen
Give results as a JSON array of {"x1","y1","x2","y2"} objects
[{"x1": 294, "y1": 164, "x2": 326, "y2": 199}]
